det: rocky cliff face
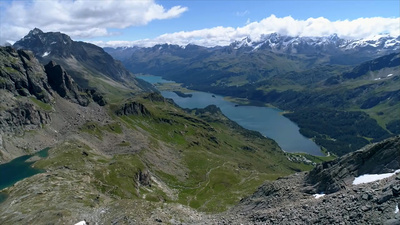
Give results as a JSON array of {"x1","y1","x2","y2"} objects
[
  {"x1": 0, "y1": 46, "x2": 52, "y2": 103},
  {"x1": 0, "y1": 98, "x2": 51, "y2": 134},
  {"x1": 44, "y1": 61, "x2": 90, "y2": 106},
  {"x1": 0, "y1": 47, "x2": 53, "y2": 134}
]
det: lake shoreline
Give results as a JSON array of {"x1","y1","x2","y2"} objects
[
  {"x1": 137, "y1": 75, "x2": 324, "y2": 156},
  {"x1": 0, "y1": 148, "x2": 50, "y2": 191}
]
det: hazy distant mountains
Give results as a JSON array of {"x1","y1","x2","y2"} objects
[
  {"x1": 107, "y1": 33, "x2": 399, "y2": 65},
  {"x1": 105, "y1": 33, "x2": 400, "y2": 87}
]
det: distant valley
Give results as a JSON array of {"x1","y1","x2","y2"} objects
[{"x1": 106, "y1": 34, "x2": 400, "y2": 156}]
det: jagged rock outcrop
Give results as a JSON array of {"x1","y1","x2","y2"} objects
[
  {"x1": 115, "y1": 102, "x2": 150, "y2": 116},
  {"x1": 0, "y1": 46, "x2": 110, "y2": 137},
  {"x1": 137, "y1": 169, "x2": 151, "y2": 187},
  {"x1": 0, "y1": 46, "x2": 52, "y2": 103},
  {"x1": 0, "y1": 102, "x2": 51, "y2": 133},
  {"x1": 87, "y1": 89, "x2": 107, "y2": 106},
  {"x1": 44, "y1": 61, "x2": 90, "y2": 106},
  {"x1": 306, "y1": 136, "x2": 400, "y2": 194}
]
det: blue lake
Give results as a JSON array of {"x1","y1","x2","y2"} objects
[
  {"x1": 0, "y1": 147, "x2": 50, "y2": 191},
  {"x1": 137, "y1": 75, "x2": 323, "y2": 156}
]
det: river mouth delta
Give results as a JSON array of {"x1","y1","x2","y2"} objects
[{"x1": 137, "y1": 75, "x2": 323, "y2": 156}]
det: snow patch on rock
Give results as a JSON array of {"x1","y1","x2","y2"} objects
[
  {"x1": 74, "y1": 221, "x2": 87, "y2": 225},
  {"x1": 313, "y1": 193, "x2": 326, "y2": 199},
  {"x1": 42, "y1": 51, "x2": 50, "y2": 57},
  {"x1": 353, "y1": 169, "x2": 400, "y2": 185}
]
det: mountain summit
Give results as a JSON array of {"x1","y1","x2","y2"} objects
[{"x1": 13, "y1": 28, "x2": 147, "y2": 93}]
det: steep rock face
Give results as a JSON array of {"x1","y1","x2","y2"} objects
[
  {"x1": 305, "y1": 136, "x2": 400, "y2": 194},
  {"x1": 44, "y1": 61, "x2": 90, "y2": 106},
  {"x1": 0, "y1": 46, "x2": 52, "y2": 103},
  {"x1": 0, "y1": 47, "x2": 53, "y2": 134},
  {"x1": 0, "y1": 101, "x2": 51, "y2": 133},
  {"x1": 13, "y1": 28, "x2": 145, "y2": 92}
]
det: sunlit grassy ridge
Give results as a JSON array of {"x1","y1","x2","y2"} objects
[
  {"x1": 116, "y1": 94, "x2": 317, "y2": 211},
  {"x1": 32, "y1": 93, "x2": 316, "y2": 212}
]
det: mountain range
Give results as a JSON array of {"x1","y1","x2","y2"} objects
[
  {"x1": 230, "y1": 33, "x2": 399, "y2": 56},
  {"x1": 0, "y1": 29, "x2": 399, "y2": 224},
  {"x1": 107, "y1": 33, "x2": 400, "y2": 65}
]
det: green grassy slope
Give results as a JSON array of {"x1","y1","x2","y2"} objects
[{"x1": 110, "y1": 94, "x2": 312, "y2": 212}]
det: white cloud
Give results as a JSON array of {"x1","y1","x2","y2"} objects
[
  {"x1": 2, "y1": 0, "x2": 399, "y2": 48},
  {"x1": 0, "y1": 0, "x2": 187, "y2": 44},
  {"x1": 96, "y1": 15, "x2": 400, "y2": 48}
]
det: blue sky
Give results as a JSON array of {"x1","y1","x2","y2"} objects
[
  {"x1": 111, "y1": 0, "x2": 400, "y2": 40},
  {"x1": 0, "y1": 0, "x2": 399, "y2": 47}
]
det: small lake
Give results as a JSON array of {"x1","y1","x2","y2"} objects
[
  {"x1": 0, "y1": 147, "x2": 50, "y2": 191},
  {"x1": 137, "y1": 75, "x2": 323, "y2": 156}
]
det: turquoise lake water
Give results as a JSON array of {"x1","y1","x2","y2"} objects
[{"x1": 0, "y1": 147, "x2": 50, "y2": 191}]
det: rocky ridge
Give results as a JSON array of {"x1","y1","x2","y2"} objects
[{"x1": 306, "y1": 136, "x2": 400, "y2": 194}]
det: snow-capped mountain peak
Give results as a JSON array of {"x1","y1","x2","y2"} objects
[
  {"x1": 230, "y1": 33, "x2": 400, "y2": 54},
  {"x1": 232, "y1": 37, "x2": 252, "y2": 49}
]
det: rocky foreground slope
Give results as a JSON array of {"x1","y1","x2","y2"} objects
[{"x1": 219, "y1": 136, "x2": 400, "y2": 225}]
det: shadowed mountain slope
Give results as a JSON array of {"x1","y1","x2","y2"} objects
[{"x1": 13, "y1": 28, "x2": 150, "y2": 96}]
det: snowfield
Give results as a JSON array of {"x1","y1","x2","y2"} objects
[{"x1": 353, "y1": 169, "x2": 400, "y2": 185}]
